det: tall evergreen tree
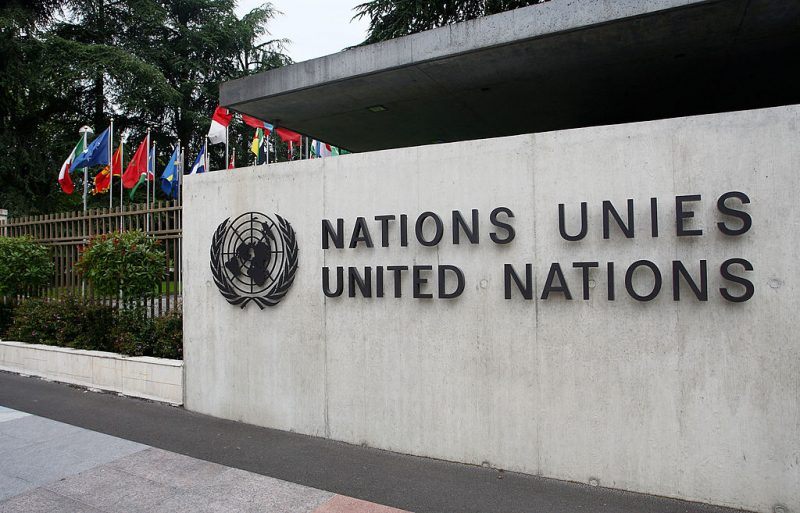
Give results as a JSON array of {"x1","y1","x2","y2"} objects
[
  {"x1": 0, "y1": 0, "x2": 289, "y2": 214},
  {"x1": 353, "y1": 0, "x2": 549, "y2": 44}
]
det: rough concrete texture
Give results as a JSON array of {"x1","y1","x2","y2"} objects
[
  {"x1": 0, "y1": 341, "x2": 183, "y2": 405},
  {"x1": 182, "y1": 105, "x2": 800, "y2": 512}
]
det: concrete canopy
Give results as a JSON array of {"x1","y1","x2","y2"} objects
[{"x1": 220, "y1": 0, "x2": 800, "y2": 153}]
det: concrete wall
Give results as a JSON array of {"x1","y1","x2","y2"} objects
[
  {"x1": 0, "y1": 341, "x2": 183, "y2": 405},
  {"x1": 183, "y1": 105, "x2": 800, "y2": 512}
]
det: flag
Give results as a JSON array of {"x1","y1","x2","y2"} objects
[
  {"x1": 313, "y1": 140, "x2": 333, "y2": 158},
  {"x1": 228, "y1": 149, "x2": 236, "y2": 169},
  {"x1": 160, "y1": 145, "x2": 180, "y2": 198},
  {"x1": 251, "y1": 128, "x2": 267, "y2": 164},
  {"x1": 122, "y1": 135, "x2": 149, "y2": 188},
  {"x1": 242, "y1": 114, "x2": 274, "y2": 133},
  {"x1": 207, "y1": 106, "x2": 232, "y2": 145},
  {"x1": 70, "y1": 128, "x2": 110, "y2": 169},
  {"x1": 130, "y1": 145, "x2": 156, "y2": 199},
  {"x1": 189, "y1": 146, "x2": 205, "y2": 175},
  {"x1": 58, "y1": 137, "x2": 86, "y2": 194},
  {"x1": 275, "y1": 127, "x2": 301, "y2": 144},
  {"x1": 250, "y1": 128, "x2": 263, "y2": 157},
  {"x1": 92, "y1": 145, "x2": 122, "y2": 194}
]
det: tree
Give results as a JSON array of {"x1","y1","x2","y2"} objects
[
  {"x1": 0, "y1": 0, "x2": 290, "y2": 214},
  {"x1": 353, "y1": 0, "x2": 549, "y2": 44}
]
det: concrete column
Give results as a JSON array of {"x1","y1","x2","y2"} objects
[{"x1": 0, "y1": 209, "x2": 7, "y2": 237}]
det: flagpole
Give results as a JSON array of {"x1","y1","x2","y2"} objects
[
  {"x1": 119, "y1": 136, "x2": 124, "y2": 231},
  {"x1": 108, "y1": 118, "x2": 114, "y2": 210},
  {"x1": 225, "y1": 125, "x2": 229, "y2": 171},
  {"x1": 180, "y1": 146, "x2": 185, "y2": 206},
  {"x1": 175, "y1": 138, "x2": 181, "y2": 202},
  {"x1": 204, "y1": 136, "x2": 209, "y2": 172},
  {"x1": 145, "y1": 128, "x2": 150, "y2": 232},
  {"x1": 80, "y1": 129, "x2": 89, "y2": 214}
]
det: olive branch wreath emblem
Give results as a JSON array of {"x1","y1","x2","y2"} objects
[{"x1": 210, "y1": 213, "x2": 299, "y2": 309}]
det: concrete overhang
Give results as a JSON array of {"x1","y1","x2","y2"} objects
[{"x1": 220, "y1": 0, "x2": 800, "y2": 153}]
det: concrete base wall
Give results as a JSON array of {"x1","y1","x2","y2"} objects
[
  {"x1": 0, "y1": 341, "x2": 183, "y2": 405},
  {"x1": 183, "y1": 105, "x2": 800, "y2": 512}
]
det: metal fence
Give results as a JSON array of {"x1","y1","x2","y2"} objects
[{"x1": 0, "y1": 201, "x2": 182, "y2": 315}]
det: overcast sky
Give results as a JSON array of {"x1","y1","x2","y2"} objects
[{"x1": 235, "y1": 0, "x2": 370, "y2": 63}]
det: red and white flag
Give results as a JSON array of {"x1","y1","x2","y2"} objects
[
  {"x1": 207, "y1": 106, "x2": 233, "y2": 145},
  {"x1": 58, "y1": 137, "x2": 86, "y2": 194}
]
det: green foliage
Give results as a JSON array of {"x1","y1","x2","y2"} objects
[
  {"x1": 4, "y1": 296, "x2": 182, "y2": 359},
  {"x1": 0, "y1": 0, "x2": 290, "y2": 215},
  {"x1": 353, "y1": 0, "x2": 549, "y2": 44},
  {"x1": 153, "y1": 308, "x2": 182, "y2": 359},
  {"x1": 5, "y1": 296, "x2": 114, "y2": 351},
  {"x1": 0, "y1": 236, "x2": 54, "y2": 296},
  {"x1": 110, "y1": 305, "x2": 154, "y2": 356},
  {"x1": 74, "y1": 230, "x2": 164, "y2": 301},
  {"x1": 0, "y1": 302, "x2": 16, "y2": 336}
]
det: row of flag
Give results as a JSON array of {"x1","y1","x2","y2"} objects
[
  {"x1": 58, "y1": 127, "x2": 185, "y2": 200},
  {"x1": 58, "y1": 107, "x2": 346, "y2": 205}
]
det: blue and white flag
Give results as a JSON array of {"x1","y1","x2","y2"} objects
[{"x1": 189, "y1": 146, "x2": 205, "y2": 175}]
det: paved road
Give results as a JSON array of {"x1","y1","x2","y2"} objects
[{"x1": 0, "y1": 371, "x2": 750, "y2": 513}]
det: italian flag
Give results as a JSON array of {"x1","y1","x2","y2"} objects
[{"x1": 58, "y1": 137, "x2": 86, "y2": 194}]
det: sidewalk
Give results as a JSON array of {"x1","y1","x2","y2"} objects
[
  {"x1": 0, "y1": 406, "x2": 406, "y2": 513},
  {"x1": 0, "y1": 372, "x2": 749, "y2": 513}
]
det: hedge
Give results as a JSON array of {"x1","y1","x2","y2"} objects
[{"x1": 3, "y1": 296, "x2": 182, "y2": 359}]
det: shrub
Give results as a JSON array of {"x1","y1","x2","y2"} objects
[
  {"x1": 153, "y1": 309, "x2": 183, "y2": 359},
  {"x1": 0, "y1": 302, "x2": 15, "y2": 337},
  {"x1": 74, "y1": 231, "x2": 165, "y2": 302},
  {"x1": 0, "y1": 236, "x2": 54, "y2": 296},
  {"x1": 5, "y1": 296, "x2": 114, "y2": 351},
  {"x1": 5, "y1": 297, "x2": 182, "y2": 359}
]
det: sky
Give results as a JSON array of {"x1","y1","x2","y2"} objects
[{"x1": 235, "y1": 0, "x2": 370, "y2": 63}]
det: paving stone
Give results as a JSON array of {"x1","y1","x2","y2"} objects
[
  {"x1": 0, "y1": 438, "x2": 101, "y2": 485},
  {"x1": 0, "y1": 473, "x2": 34, "y2": 502},
  {"x1": 108, "y1": 447, "x2": 227, "y2": 490},
  {"x1": 191, "y1": 467, "x2": 334, "y2": 513},
  {"x1": 0, "y1": 432, "x2": 33, "y2": 454},
  {"x1": 313, "y1": 495, "x2": 413, "y2": 513},
  {"x1": 151, "y1": 490, "x2": 241, "y2": 513},
  {"x1": 0, "y1": 488, "x2": 102, "y2": 513},
  {"x1": 0, "y1": 415, "x2": 82, "y2": 444},
  {"x1": 44, "y1": 465, "x2": 179, "y2": 513},
  {"x1": 0, "y1": 407, "x2": 29, "y2": 424},
  {"x1": 55, "y1": 428, "x2": 147, "y2": 467}
]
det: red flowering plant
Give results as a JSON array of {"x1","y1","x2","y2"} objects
[{"x1": 74, "y1": 230, "x2": 164, "y2": 304}]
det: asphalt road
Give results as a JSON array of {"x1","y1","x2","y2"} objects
[{"x1": 0, "y1": 371, "x2": 750, "y2": 513}]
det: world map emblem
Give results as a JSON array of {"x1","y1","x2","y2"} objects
[{"x1": 210, "y1": 212, "x2": 299, "y2": 309}]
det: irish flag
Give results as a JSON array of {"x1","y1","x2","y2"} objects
[{"x1": 58, "y1": 137, "x2": 86, "y2": 194}]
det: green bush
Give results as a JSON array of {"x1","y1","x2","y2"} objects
[
  {"x1": 5, "y1": 296, "x2": 114, "y2": 351},
  {"x1": 5, "y1": 297, "x2": 182, "y2": 359},
  {"x1": 0, "y1": 236, "x2": 54, "y2": 296},
  {"x1": 0, "y1": 301, "x2": 16, "y2": 337},
  {"x1": 74, "y1": 231, "x2": 165, "y2": 302},
  {"x1": 153, "y1": 309, "x2": 183, "y2": 359}
]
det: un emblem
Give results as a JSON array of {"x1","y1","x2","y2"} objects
[{"x1": 210, "y1": 212, "x2": 299, "y2": 309}]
